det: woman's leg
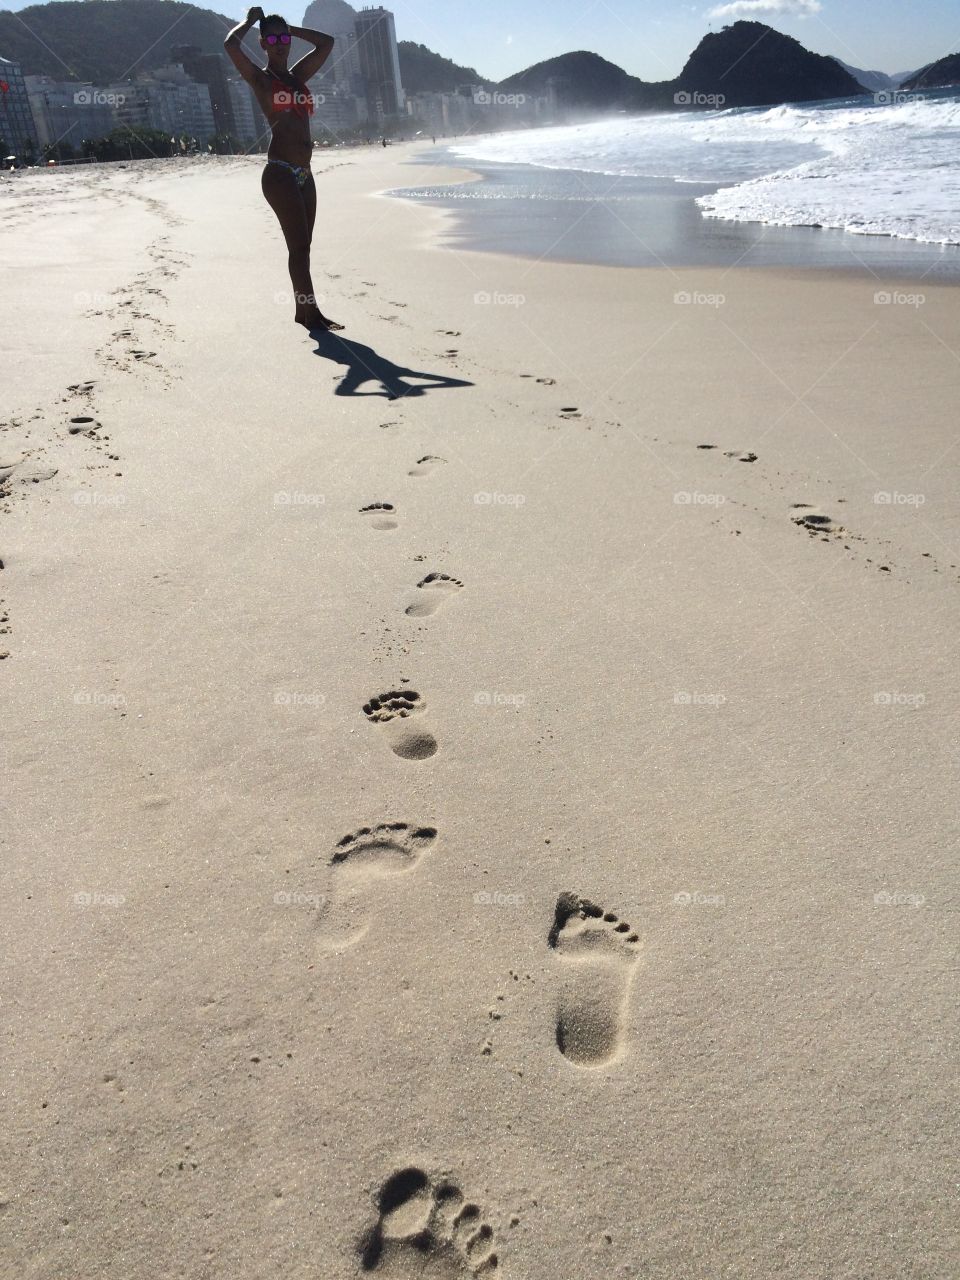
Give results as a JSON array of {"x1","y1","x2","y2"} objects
[
  {"x1": 302, "y1": 173, "x2": 318, "y2": 246},
  {"x1": 261, "y1": 163, "x2": 315, "y2": 321}
]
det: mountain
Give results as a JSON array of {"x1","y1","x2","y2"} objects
[
  {"x1": 500, "y1": 25, "x2": 866, "y2": 114},
  {"x1": 675, "y1": 22, "x2": 866, "y2": 107},
  {"x1": 0, "y1": 0, "x2": 235, "y2": 82},
  {"x1": 497, "y1": 50, "x2": 658, "y2": 111},
  {"x1": 901, "y1": 55, "x2": 960, "y2": 91},
  {"x1": 398, "y1": 41, "x2": 491, "y2": 94},
  {"x1": 832, "y1": 60, "x2": 894, "y2": 94}
]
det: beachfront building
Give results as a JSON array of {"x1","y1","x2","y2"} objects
[
  {"x1": 405, "y1": 91, "x2": 444, "y2": 136},
  {"x1": 24, "y1": 75, "x2": 117, "y2": 152},
  {"x1": 301, "y1": 0, "x2": 366, "y2": 110},
  {"x1": 405, "y1": 88, "x2": 473, "y2": 134},
  {"x1": 407, "y1": 82, "x2": 560, "y2": 136},
  {"x1": 114, "y1": 67, "x2": 215, "y2": 143},
  {"x1": 354, "y1": 6, "x2": 404, "y2": 122},
  {"x1": 0, "y1": 54, "x2": 38, "y2": 159},
  {"x1": 171, "y1": 45, "x2": 237, "y2": 141},
  {"x1": 310, "y1": 86, "x2": 364, "y2": 139},
  {"x1": 227, "y1": 77, "x2": 261, "y2": 149}
]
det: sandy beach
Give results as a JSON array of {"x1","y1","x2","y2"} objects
[{"x1": 2, "y1": 145, "x2": 958, "y2": 1279}]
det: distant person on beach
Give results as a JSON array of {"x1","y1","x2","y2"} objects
[{"x1": 225, "y1": 6, "x2": 343, "y2": 332}]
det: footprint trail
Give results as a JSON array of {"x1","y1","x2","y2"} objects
[
  {"x1": 360, "y1": 1166, "x2": 499, "y2": 1275},
  {"x1": 548, "y1": 892, "x2": 641, "y2": 1068},
  {"x1": 408, "y1": 455, "x2": 447, "y2": 477},
  {"x1": 361, "y1": 502, "x2": 398, "y2": 530},
  {"x1": 362, "y1": 689, "x2": 438, "y2": 760},
  {"x1": 405, "y1": 573, "x2": 463, "y2": 618},
  {"x1": 318, "y1": 822, "x2": 437, "y2": 948}
]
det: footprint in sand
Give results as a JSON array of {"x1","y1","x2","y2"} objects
[
  {"x1": 790, "y1": 503, "x2": 839, "y2": 535},
  {"x1": 405, "y1": 573, "x2": 463, "y2": 617},
  {"x1": 361, "y1": 502, "x2": 398, "y2": 530},
  {"x1": 319, "y1": 823, "x2": 437, "y2": 948},
  {"x1": 362, "y1": 689, "x2": 438, "y2": 760},
  {"x1": 360, "y1": 1167, "x2": 499, "y2": 1275},
  {"x1": 408, "y1": 455, "x2": 447, "y2": 477},
  {"x1": 2, "y1": 461, "x2": 58, "y2": 486},
  {"x1": 68, "y1": 416, "x2": 101, "y2": 435},
  {"x1": 548, "y1": 892, "x2": 641, "y2": 1068}
]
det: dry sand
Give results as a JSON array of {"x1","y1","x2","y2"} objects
[{"x1": 2, "y1": 146, "x2": 958, "y2": 1279}]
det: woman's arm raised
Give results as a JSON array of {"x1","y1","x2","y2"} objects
[
  {"x1": 288, "y1": 26, "x2": 335, "y2": 82},
  {"x1": 224, "y1": 7, "x2": 268, "y2": 87}
]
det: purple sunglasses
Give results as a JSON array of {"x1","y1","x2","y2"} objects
[{"x1": 263, "y1": 32, "x2": 291, "y2": 44}]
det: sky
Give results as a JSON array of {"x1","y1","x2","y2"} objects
[
  {"x1": 0, "y1": 0, "x2": 956, "y2": 82},
  {"x1": 379, "y1": 0, "x2": 955, "y2": 83}
]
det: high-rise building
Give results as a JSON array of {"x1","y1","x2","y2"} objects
[
  {"x1": 354, "y1": 6, "x2": 404, "y2": 121},
  {"x1": 24, "y1": 76, "x2": 117, "y2": 152},
  {"x1": 0, "y1": 55, "x2": 38, "y2": 158},
  {"x1": 227, "y1": 77, "x2": 262, "y2": 149},
  {"x1": 115, "y1": 66, "x2": 215, "y2": 142},
  {"x1": 170, "y1": 44, "x2": 236, "y2": 139},
  {"x1": 301, "y1": 0, "x2": 363, "y2": 95}
]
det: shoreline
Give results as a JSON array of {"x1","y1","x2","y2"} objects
[{"x1": 383, "y1": 146, "x2": 960, "y2": 283}]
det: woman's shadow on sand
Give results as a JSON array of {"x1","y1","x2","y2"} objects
[{"x1": 311, "y1": 331, "x2": 474, "y2": 400}]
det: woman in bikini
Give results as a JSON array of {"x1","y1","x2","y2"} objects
[{"x1": 225, "y1": 7, "x2": 344, "y2": 331}]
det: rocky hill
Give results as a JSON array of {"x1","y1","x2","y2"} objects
[
  {"x1": 0, "y1": 0, "x2": 234, "y2": 82},
  {"x1": 674, "y1": 22, "x2": 866, "y2": 107},
  {"x1": 497, "y1": 50, "x2": 661, "y2": 111},
  {"x1": 398, "y1": 41, "x2": 491, "y2": 94},
  {"x1": 901, "y1": 55, "x2": 960, "y2": 91}
]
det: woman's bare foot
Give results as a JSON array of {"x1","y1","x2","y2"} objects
[{"x1": 296, "y1": 307, "x2": 344, "y2": 332}]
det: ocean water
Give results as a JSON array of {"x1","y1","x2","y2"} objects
[{"x1": 447, "y1": 91, "x2": 960, "y2": 247}]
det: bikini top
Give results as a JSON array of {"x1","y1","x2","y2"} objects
[{"x1": 267, "y1": 68, "x2": 314, "y2": 118}]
